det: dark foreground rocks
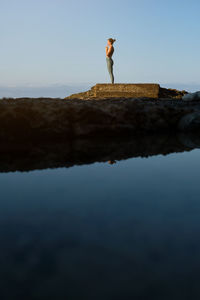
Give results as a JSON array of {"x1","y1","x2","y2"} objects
[{"x1": 1, "y1": 96, "x2": 200, "y2": 142}]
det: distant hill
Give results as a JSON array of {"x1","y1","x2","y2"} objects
[
  {"x1": 0, "y1": 83, "x2": 199, "y2": 99},
  {"x1": 0, "y1": 84, "x2": 94, "y2": 98}
]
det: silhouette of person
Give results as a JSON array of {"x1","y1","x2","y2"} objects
[{"x1": 105, "y1": 38, "x2": 116, "y2": 84}]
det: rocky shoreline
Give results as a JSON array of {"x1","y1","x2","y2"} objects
[
  {"x1": 0, "y1": 95, "x2": 200, "y2": 142},
  {"x1": 1, "y1": 83, "x2": 200, "y2": 171},
  {"x1": 0, "y1": 84, "x2": 200, "y2": 143}
]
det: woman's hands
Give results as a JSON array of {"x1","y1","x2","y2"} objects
[
  {"x1": 105, "y1": 46, "x2": 108, "y2": 55},
  {"x1": 105, "y1": 45, "x2": 112, "y2": 57}
]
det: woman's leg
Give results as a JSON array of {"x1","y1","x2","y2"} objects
[
  {"x1": 106, "y1": 58, "x2": 114, "y2": 84},
  {"x1": 111, "y1": 59, "x2": 114, "y2": 84}
]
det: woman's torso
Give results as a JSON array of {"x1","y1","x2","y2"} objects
[{"x1": 107, "y1": 46, "x2": 114, "y2": 58}]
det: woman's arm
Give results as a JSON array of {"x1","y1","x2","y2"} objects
[{"x1": 105, "y1": 46, "x2": 113, "y2": 56}]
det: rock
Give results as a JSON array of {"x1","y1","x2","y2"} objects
[
  {"x1": 159, "y1": 87, "x2": 188, "y2": 99},
  {"x1": 182, "y1": 91, "x2": 200, "y2": 101},
  {"x1": 0, "y1": 97, "x2": 200, "y2": 142},
  {"x1": 65, "y1": 83, "x2": 188, "y2": 100}
]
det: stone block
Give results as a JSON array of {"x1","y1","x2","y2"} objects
[
  {"x1": 65, "y1": 83, "x2": 187, "y2": 100},
  {"x1": 91, "y1": 83, "x2": 160, "y2": 98}
]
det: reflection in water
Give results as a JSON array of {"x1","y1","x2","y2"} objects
[
  {"x1": 0, "y1": 132, "x2": 200, "y2": 172},
  {"x1": 0, "y1": 133, "x2": 200, "y2": 299}
]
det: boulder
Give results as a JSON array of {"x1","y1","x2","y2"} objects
[{"x1": 182, "y1": 91, "x2": 200, "y2": 101}]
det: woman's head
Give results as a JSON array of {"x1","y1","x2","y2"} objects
[{"x1": 107, "y1": 38, "x2": 116, "y2": 46}]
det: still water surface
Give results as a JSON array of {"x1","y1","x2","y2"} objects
[{"x1": 0, "y1": 148, "x2": 200, "y2": 299}]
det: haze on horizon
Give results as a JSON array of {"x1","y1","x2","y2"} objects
[{"x1": 1, "y1": 0, "x2": 200, "y2": 91}]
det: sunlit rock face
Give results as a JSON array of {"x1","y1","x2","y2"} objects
[{"x1": 65, "y1": 83, "x2": 187, "y2": 100}]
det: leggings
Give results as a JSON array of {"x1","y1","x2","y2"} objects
[{"x1": 106, "y1": 56, "x2": 114, "y2": 84}]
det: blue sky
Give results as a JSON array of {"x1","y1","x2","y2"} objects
[{"x1": 1, "y1": 0, "x2": 200, "y2": 88}]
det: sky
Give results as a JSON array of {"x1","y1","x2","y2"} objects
[{"x1": 1, "y1": 0, "x2": 200, "y2": 90}]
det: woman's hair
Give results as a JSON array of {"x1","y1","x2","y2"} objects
[{"x1": 108, "y1": 38, "x2": 116, "y2": 45}]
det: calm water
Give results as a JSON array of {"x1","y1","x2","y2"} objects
[{"x1": 1, "y1": 145, "x2": 200, "y2": 299}]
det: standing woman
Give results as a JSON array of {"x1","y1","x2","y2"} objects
[{"x1": 105, "y1": 38, "x2": 116, "y2": 84}]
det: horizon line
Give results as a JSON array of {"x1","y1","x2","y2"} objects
[{"x1": 0, "y1": 82, "x2": 200, "y2": 89}]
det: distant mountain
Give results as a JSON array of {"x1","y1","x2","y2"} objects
[
  {"x1": 0, "y1": 84, "x2": 95, "y2": 98},
  {"x1": 0, "y1": 83, "x2": 199, "y2": 98},
  {"x1": 161, "y1": 83, "x2": 200, "y2": 93}
]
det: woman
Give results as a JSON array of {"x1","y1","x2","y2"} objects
[{"x1": 105, "y1": 38, "x2": 116, "y2": 84}]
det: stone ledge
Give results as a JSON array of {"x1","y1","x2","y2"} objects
[
  {"x1": 92, "y1": 83, "x2": 160, "y2": 98},
  {"x1": 65, "y1": 83, "x2": 188, "y2": 100}
]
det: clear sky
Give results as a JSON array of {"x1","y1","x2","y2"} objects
[{"x1": 1, "y1": 0, "x2": 200, "y2": 87}]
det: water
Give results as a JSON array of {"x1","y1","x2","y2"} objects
[{"x1": 0, "y1": 135, "x2": 200, "y2": 299}]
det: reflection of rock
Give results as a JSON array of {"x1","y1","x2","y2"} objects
[
  {"x1": 182, "y1": 91, "x2": 200, "y2": 101},
  {"x1": 178, "y1": 112, "x2": 200, "y2": 131},
  {"x1": 0, "y1": 133, "x2": 199, "y2": 172},
  {"x1": 178, "y1": 133, "x2": 200, "y2": 149}
]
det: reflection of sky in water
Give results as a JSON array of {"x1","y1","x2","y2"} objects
[{"x1": 0, "y1": 149, "x2": 200, "y2": 299}]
